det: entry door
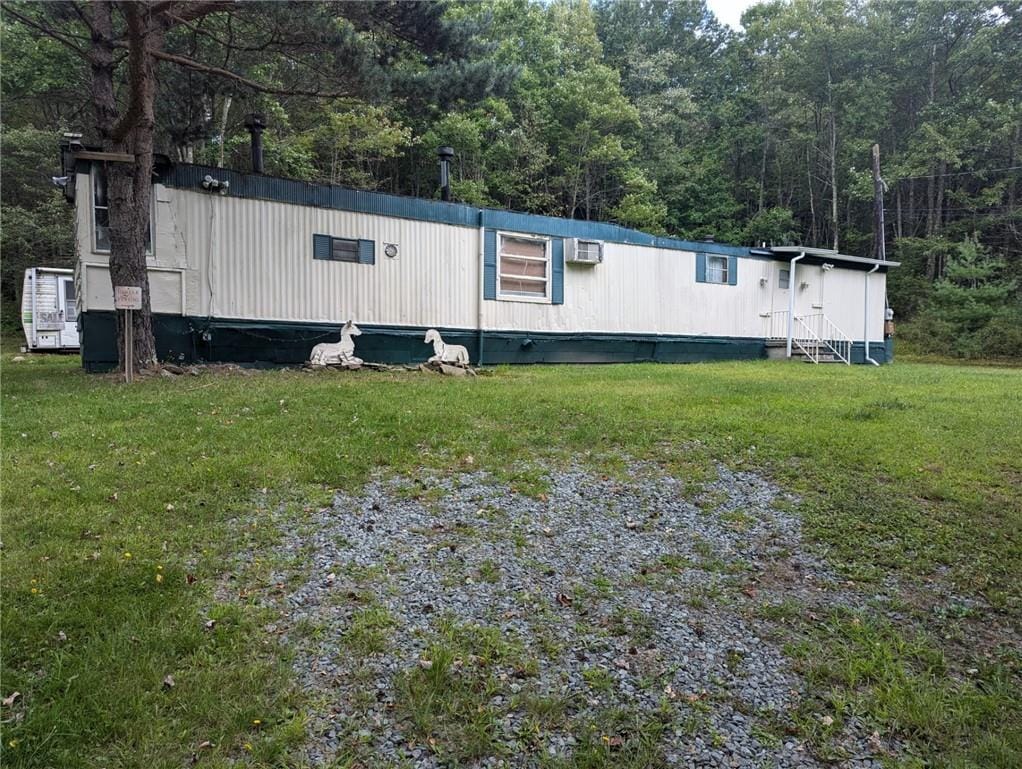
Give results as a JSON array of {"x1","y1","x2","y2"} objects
[
  {"x1": 58, "y1": 276, "x2": 79, "y2": 347},
  {"x1": 770, "y1": 264, "x2": 792, "y2": 335}
]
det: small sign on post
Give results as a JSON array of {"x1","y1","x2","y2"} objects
[{"x1": 114, "y1": 286, "x2": 142, "y2": 383}]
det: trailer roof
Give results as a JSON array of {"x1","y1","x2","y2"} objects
[
  {"x1": 70, "y1": 154, "x2": 897, "y2": 271},
  {"x1": 768, "y1": 246, "x2": 900, "y2": 268}
]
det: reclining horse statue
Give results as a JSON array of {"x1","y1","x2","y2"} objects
[
  {"x1": 310, "y1": 319, "x2": 363, "y2": 368},
  {"x1": 424, "y1": 328, "x2": 470, "y2": 367}
]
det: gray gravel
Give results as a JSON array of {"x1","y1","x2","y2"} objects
[{"x1": 254, "y1": 462, "x2": 891, "y2": 768}]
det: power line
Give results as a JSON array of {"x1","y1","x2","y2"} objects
[{"x1": 891, "y1": 165, "x2": 1022, "y2": 182}]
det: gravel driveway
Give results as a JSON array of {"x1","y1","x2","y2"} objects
[{"x1": 256, "y1": 462, "x2": 887, "y2": 768}]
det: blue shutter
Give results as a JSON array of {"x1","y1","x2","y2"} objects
[
  {"x1": 313, "y1": 234, "x2": 331, "y2": 261},
  {"x1": 483, "y1": 229, "x2": 497, "y2": 300},
  {"x1": 551, "y1": 238, "x2": 564, "y2": 305},
  {"x1": 358, "y1": 239, "x2": 375, "y2": 265},
  {"x1": 727, "y1": 255, "x2": 738, "y2": 285},
  {"x1": 696, "y1": 252, "x2": 707, "y2": 283}
]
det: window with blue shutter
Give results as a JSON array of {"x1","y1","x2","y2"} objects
[
  {"x1": 702, "y1": 254, "x2": 733, "y2": 285},
  {"x1": 696, "y1": 252, "x2": 707, "y2": 283},
  {"x1": 313, "y1": 234, "x2": 375, "y2": 264},
  {"x1": 551, "y1": 238, "x2": 564, "y2": 305},
  {"x1": 483, "y1": 229, "x2": 497, "y2": 300},
  {"x1": 357, "y1": 239, "x2": 375, "y2": 265}
]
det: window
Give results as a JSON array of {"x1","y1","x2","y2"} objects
[
  {"x1": 91, "y1": 166, "x2": 152, "y2": 254},
  {"x1": 778, "y1": 267, "x2": 790, "y2": 289},
  {"x1": 63, "y1": 280, "x2": 77, "y2": 323},
  {"x1": 93, "y1": 168, "x2": 110, "y2": 251},
  {"x1": 313, "y1": 234, "x2": 375, "y2": 264},
  {"x1": 330, "y1": 237, "x2": 359, "y2": 262},
  {"x1": 499, "y1": 233, "x2": 549, "y2": 299},
  {"x1": 706, "y1": 255, "x2": 729, "y2": 284}
]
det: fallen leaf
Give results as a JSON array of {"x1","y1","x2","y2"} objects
[
  {"x1": 555, "y1": 592, "x2": 573, "y2": 607},
  {"x1": 820, "y1": 714, "x2": 834, "y2": 726},
  {"x1": 2, "y1": 692, "x2": 21, "y2": 707},
  {"x1": 418, "y1": 659, "x2": 433, "y2": 670},
  {"x1": 204, "y1": 619, "x2": 217, "y2": 631},
  {"x1": 162, "y1": 675, "x2": 175, "y2": 690},
  {"x1": 186, "y1": 574, "x2": 197, "y2": 585}
]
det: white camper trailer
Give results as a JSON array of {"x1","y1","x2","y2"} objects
[{"x1": 21, "y1": 267, "x2": 80, "y2": 352}]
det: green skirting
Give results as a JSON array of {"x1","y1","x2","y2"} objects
[{"x1": 79, "y1": 311, "x2": 889, "y2": 371}]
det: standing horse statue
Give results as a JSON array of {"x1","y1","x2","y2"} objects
[
  {"x1": 424, "y1": 328, "x2": 470, "y2": 367},
  {"x1": 310, "y1": 319, "x2": 363, "y2": 368}
]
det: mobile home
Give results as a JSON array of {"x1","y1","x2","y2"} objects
[
  {"x1": 21, "y1": 267, "x2": 80, "y2": 352},
  {"x1": 64, "y1": 153, "x2": 896, "y2": 371}
]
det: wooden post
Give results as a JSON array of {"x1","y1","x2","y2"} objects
[
  {"x1": 872, "y1": 143, "x2": 887, "y2": 262},
  {"x1": 125, "y1": 308, "x2": 133, "y2": 384},
  {"x1": 114, "y1": 286, "x2": 142, "y2": 383}
]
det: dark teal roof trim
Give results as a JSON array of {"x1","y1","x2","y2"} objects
[
  {"x1": 160, "y1": 163, "x2": 754, "y2": 258},
  {"x1": 162, "y1": 164, "x2": 480, "y2": 228}
]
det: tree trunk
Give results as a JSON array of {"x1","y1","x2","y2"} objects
[
  {"x1": 895, "y1": 184, "x2": 902, "y2": 239},
  {"x1": 91, "y1": 1, "x2": 161, "y2": 370},
  {"x1": 806, "y1": 143, "x2": 817, "y2": 244},
  {"x1": 827, "y1": 68, "x2": 838, "y2": 251},
  {"x1": 758, "y1": 135, "x2": 768, "y2": 213}
]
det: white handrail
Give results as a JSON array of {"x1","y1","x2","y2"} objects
[{"x1": 768, "y1": 310, "x2": 852, "y2": 365}]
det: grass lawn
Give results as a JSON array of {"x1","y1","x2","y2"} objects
[{"x1": 2, "y1": 346, "x2": 1020, "y2": 768}]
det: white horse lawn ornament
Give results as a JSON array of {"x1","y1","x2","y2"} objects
[
  {"x1": 310, "y1": 320, "x2": 363, "y2": 367},
  {"x1": 424, "y1": 329, "x2": 470, "y2": 367}
]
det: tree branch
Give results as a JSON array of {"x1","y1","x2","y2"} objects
[
  {"x1": 154, "y1": 0, "x2": 236, "y2": 26},
  {"x1": 149, "y1": 48, "x2": 354, "y2": 98},
  {"x1": 2, "y1": 5, "x2": 89, "y2": 57}
]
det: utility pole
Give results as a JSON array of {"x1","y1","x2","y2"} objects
[{"x1": 872, "y1": 143, "x2": 887, "y2": 261}]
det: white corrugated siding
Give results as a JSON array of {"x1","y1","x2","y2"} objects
[{"x1": 75, "y1": 172, "x2": 887, "y2": 341}]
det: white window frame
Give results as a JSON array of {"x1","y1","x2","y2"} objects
[
  {"x1": 497, "y1": 231, "x2": 551, "y2": 303},
  {"x1": 90, "y1": 166, "x2": 155, "y2": 258},
  {"x1": 778, "y1": 266, "x2": 790, "y2": 290},
  {"x1": 706, "y1": 254, "x2": 729, "y2": 284}
]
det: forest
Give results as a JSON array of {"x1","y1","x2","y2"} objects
[{"x1": 2, "y1": 0, "x2": 1020, "y2": 358}]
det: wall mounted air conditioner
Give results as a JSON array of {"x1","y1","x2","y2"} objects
[{"x1": 565, "y1": 238, "x2": 603, "y2": 264}]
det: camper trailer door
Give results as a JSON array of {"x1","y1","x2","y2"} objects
[{"x1": 58, "y1": 275, "x2": 79, "y2": 347}]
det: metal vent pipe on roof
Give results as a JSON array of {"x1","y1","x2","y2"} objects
[
  {"x1": 438, "y1": 146, "x2": 454, "y2": 202},
  {"x1": 244, "y1": 113, "x2": 266, "y2": 174}
]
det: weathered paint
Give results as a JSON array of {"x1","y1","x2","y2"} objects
[
  {"x1": 73, "y1": 160, "x2": 894, "y2": 367},
  {"x1": 21, "y1": 268, "x2": 79, "y2": 351},
  {"x1": 78, "y1": 311, "x2": 767, "y2": 371}
]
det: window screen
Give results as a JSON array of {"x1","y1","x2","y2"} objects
[
  {"x1": 499, "y1": 235, "x2": 549, "y2": 297},
  {"x1": 706, "y1": 255, "x2": 729, "y2": 284}
]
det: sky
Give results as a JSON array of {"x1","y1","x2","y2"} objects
[{"x1": 706, "y1": 0, "x2": 760, "y2": 31}]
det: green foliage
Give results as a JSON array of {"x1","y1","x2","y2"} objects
[
  {"x1": 0, "y1": 126, "x2": 75, "y2": 325},
  {"x1": 3, "y1": 1, "x2": 1020, "y2": 339},
  {"x1": 741, "y1": 207, "x2": 799, "y2": 246},
  {"x1": 900, "y1": 238, "x2": 1020, "y2": 358}
]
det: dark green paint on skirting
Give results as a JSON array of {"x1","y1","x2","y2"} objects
[{"x1": 79, "y1": 312, "x2": 797, "y2": 372}]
